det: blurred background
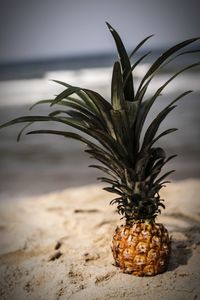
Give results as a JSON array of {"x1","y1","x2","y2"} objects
[{"x1": 0, "y1": 0, "x2": 200, "y2": 200}]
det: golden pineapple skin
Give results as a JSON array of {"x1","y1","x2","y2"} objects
[{"x1": 112, "y1": 221, "x2": 170, "y2": 276}]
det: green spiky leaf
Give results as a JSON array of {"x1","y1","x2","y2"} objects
[
  {"x1": 111, "y1": 61, "x2": 125, "y2": 110},
  {"x1": 106, "y1": 22, "x2": 134, "y2": 101}
]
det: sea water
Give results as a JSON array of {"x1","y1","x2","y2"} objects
[{"x1": 0, "y1": 57, "x2": 199, "y2": 199}]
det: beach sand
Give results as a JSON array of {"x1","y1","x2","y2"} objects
[{"x1": 0, "y1": 179, "x2": 200, "y2": 300}]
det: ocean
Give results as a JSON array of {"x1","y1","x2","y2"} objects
[{"x1": 0, "y1": 53, "x2": 199, "y2": 200}]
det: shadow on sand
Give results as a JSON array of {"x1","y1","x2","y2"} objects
[{"x1": 168, "y1": 225, "x2": 200, "y2": 272}]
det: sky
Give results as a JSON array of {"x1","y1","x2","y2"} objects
[{"x1": 0, "y1": 0, "x2": 200, "y2": 63}]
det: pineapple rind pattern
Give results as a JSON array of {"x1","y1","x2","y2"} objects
[{"x1": 112, "y1": 221, "x2": 170, "y2": 276}]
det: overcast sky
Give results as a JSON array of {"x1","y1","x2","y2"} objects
[{"x1": 0, "y1": 0, "x2": 200, "y2": 63}]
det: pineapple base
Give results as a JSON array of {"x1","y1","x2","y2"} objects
[{"x1": 112, "y1": 221, "x2": 170, "y2": 276}]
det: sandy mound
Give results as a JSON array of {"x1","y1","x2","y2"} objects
[{"x1": 0, "y1": 179, "x2": 200, "y2": 300}]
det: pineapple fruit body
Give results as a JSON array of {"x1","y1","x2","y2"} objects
[{"x1": 112, "y1": 221, "x2": 170, "y2": 276}]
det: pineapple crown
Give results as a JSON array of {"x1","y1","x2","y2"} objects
[{"x1": 1, "y1": 23, "x2": 199, "y2": 222}]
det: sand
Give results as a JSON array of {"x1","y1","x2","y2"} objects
[{"x1": 0, "y1": 179, "x2": 200, "y2": 300}]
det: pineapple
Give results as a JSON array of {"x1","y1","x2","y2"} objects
[{"x1": 0, "y1": 23, "x2": 199, "y2": 276}]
